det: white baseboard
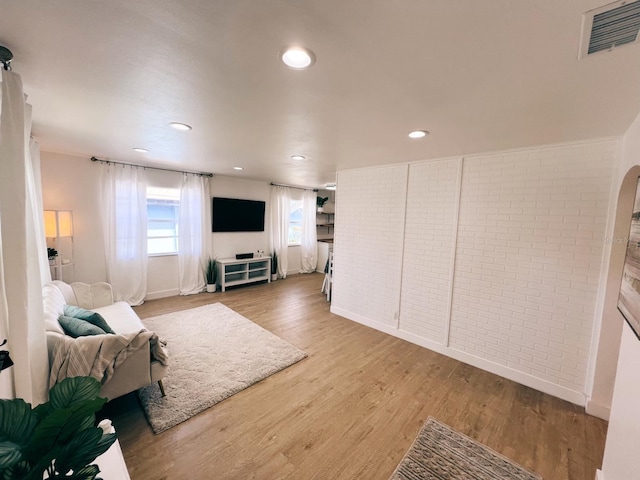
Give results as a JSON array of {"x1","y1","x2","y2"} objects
[
  {"x1": 596, "y1": 468, "x2": 605, "y2": 480},
  {"x1": 586, "y1": 398, "x2": 611, "y2": 421},
  {"x1": 145, "y1": 288, "x2": 180, "y2": 301},
  {"x1": 331, "y1": 306, "x2": 587, "y2": 406}
]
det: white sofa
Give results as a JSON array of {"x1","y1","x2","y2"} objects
[{"x1": 43, "y1": 280, "x2": 168, "y2": 401}]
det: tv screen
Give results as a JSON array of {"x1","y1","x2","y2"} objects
[{"x1": 212, "y1": 197, "x2": 265, "y2": 232}]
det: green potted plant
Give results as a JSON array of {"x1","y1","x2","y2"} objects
[
  {"x1": 0, "y1": 376, "x2": 117, "y2": 480},
  {"x1": 206, "y1": 257, "x2": 218, "y2": 293},
  {"x1": 271, "y1": 251, "x2": 278, "y2": 281},
  {"x1": 316, "y1": 196, "x2": 329, "y2": 213},
  {"x1": 47, "y1": 247, "x2": 58, "y2": 266}
]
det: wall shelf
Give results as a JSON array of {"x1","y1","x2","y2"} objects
[{"x1": 45, "y1": 210, "x2": 75, "y2": 282}]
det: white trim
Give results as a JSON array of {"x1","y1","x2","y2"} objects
[
  {"x1": 144, "y1": 288, "x2": 180, "y2": 300},
  {"x1": 338, "y1": 136, "x2": 622, "y2": 176},
  {"x1": 585, "y1": 398, "x2": 611, "y2": 421},
  {"x1": 596, "y1": 468, "x2": 605, "y2": 480},
  {"x1": 331, "y1": 305, "x2": 587, "y2": 406},
  {"x1": 443, "y1": 157, "x2": 463, "y2": 347},
  {"x1": 585, "y1": 139, "x2": 622, "y2": 404}
]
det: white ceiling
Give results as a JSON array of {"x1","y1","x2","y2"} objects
[{"x1": 2, "y1": 0, "x2": 640, "y2": 188}]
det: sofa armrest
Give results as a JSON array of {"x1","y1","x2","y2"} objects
[{"x1": 70, "y1": 282, "x2": 114, "y2": 309}]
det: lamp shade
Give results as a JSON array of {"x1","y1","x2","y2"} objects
[
  {"x1": 43, "y1": 210, "x2": 73, "y2": 238},
  {"x1": 57, "y1": 211, "x2": 73, "y2": 237},
  {"x1": 44, "y1": 210, "x2": 57, "y2": 238}
]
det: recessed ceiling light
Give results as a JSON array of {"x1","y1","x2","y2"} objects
[
  {"x1": 408, "y1": 130, "x2": 428, "y2": 139},
  {"x1": 233, "y1": 166, "x2": 243, "y2": 171},
  {"x1": 326, "y1": 184, "x2": 337, "y2": 190},
  {"x1": 169, "y1": 122, "x2": 192, "y2": 131},
  {"x1": 291, "y1": 155, "x2": 306, "y2": 161},
  {"x1": 280, "y1": 46, "x2": 315, "y2": 69},
  {"x1": 133, "y1": 148, "x2": 148, "y2": 153}
]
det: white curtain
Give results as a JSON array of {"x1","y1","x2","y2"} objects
[
  {"x1": 29, "y1": 142, "x2": 51, "y2": 286},
  {"x1": 0, "y1": 69, "x2": 49, "y2": 403},
  {"x1": 300, "y1": 190, "x2": 318, "y2": 273},
  {"x1": 100, "y1": 163, "x2": 148, "y2": 305},
  {"x1": 178, "y1": 174, "x2": 210, "y2": 295},
  {"x1": 269, "y1": 186, "x2": 290, "y2": 278}
]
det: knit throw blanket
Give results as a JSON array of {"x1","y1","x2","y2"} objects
[{"x1": 49, "y1": 330, "x2": 168, "y2": 387}]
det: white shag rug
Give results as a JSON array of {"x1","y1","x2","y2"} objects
[{"x1": 136, "y1": 302, "x2": 307, "y2": 434}]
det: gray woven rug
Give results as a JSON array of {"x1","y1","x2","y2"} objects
[
  {"x1": 390, "y1": 417, "x2": 542, "y2": 480},
  {"x1": 137, "y1": 303, "x2": 307, "y2": 434}
]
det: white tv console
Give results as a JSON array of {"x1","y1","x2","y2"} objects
[{"x1": 216, "y1": 256, "x2": 271, "y2": 292}]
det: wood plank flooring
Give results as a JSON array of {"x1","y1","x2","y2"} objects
[{"x1": 102, "y1": 273, "x2": 607, "y2": 480}]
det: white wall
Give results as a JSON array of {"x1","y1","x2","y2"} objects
[
  {"x1": 332, "y1": 139, "x2": 617, "y2": 406},
  {"x1": 210, "y1": 176, "x2": 270, "y2": 259},
  {"x1": 41, "y1": 152, "x2": 106, "y2": 284},
  {"x1": 332, "y1": 164, "x2": 409, "y2": 327},
  {"x1": 598, "y1": 111, "x2": 640, "y2": 480},
  {"x1": 40, "y1": 153, "x2": 294, "y2": 299}
]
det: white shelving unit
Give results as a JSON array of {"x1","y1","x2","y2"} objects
[
  {"x1": 316, "y1": 212, "x2": 334, "y2": 241},
  {"x1": 217, "y1": 256, "x2": 271, "y2": 292},
  {"x1": 45, "y1": 210, "x2": 75, "y2": 282}
]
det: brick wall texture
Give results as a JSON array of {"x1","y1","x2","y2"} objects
[{"x1": 334, "y1": 141, "x2": 616, "y2": 394}]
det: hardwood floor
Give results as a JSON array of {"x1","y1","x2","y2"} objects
[{"x1": 102, "y1": 273, "x2": 607, "y2": 480}]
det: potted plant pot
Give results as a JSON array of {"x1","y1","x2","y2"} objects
[
  {"x1": 271, "y1": 251, "x2": 278, "y2": 281},
  {"x1": 317, "y1": 196, "x2": 328, "y2": 213},
  {"x1": 205, "y1": 257, "x2": 218, "y2": 293},
  {"x1": 47, "y1": 247, "x2": 58, "y2": 266}
]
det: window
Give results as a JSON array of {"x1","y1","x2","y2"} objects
[
  {"x1": 147, "y1": 187, "x2": 180, "y2": 255},
  {"x1": 288, "y1": 199, "x2": 303, "y2": 245}
]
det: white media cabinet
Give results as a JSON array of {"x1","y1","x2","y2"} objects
[{"x1": 217, "y1": 256, "x2": 271, "y2": 292}]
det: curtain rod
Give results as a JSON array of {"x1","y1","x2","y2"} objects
[
  {"x1": 270, "y1": 182, "x2": 318, "y2": 192},
  {"x1": 90, "y1": 156, "x2": 213, "y2": 177}
]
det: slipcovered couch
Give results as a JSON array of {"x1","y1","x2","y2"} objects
[{"x1": 43, "y1": 280, "x2": 168, "y2": 401}]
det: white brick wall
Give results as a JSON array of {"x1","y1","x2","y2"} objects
[
  {"x1": 450, "y1": 142, "x2": 615, "y2": 392},
  {"x1": 399, "y1": 159, "x2": 460, "y2": 343},
  {"x1": 333, "y1": 165, "x2": 408, "y2": 327},
  {"x1": 332, "y1": 140, "x2": 617, "y2": 401}
]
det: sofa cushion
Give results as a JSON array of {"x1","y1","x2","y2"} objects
[
  {"x1": 43, "y1": 283, "x2": 66, "y2": 335},
  {"x1": 52, "y1": 280, "x2": 78, "y2": 306},
  {"x1": 63, "y1": 305, "x2": 115, "y2": 334},
  {"x1": 93, "y1": 302, "x2": 145, "y2": 334},
  {"x1": 58, "y1": 315, "x2": 107, "y2": 338}
]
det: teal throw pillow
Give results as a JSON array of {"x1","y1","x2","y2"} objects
[
  {"x1": 63, "y1": 305, "x2": 116, "y2": 334},
  {"x1": 58, "y1": 315, "x2": 107, "y2": 338}
]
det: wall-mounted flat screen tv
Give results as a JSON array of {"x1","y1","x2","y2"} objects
[{"x1": 212, "y1": 197, "x2": 265, "y2": 232}]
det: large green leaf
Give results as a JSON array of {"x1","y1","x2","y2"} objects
[
  {"x1": 0, "y1": 399, "x2": 38, "y2": 444},
  {"x1": 49, "y1": 377, "x2": 102, "y2": 410},
  {"x1": 25, "y1": 398, "x2": 106, "y2": 460},
  {"x1": 0, "y1": 440, "x2": 23, "y2": 470},
  {"x1": 0, "y1": 399, "x2": 38, "y2": 471},
  {"x1": 48, "y1": 464, "x2": 100, "y2": 480},
  {"x1": 1, "y1": 460, "x2": 32, "y2": 480},
  {"x1": 54, "y1": 428, "x2": 115, "y2": 475}
]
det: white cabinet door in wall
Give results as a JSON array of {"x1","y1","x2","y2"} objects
[
  {"x1": 399, "y1": 159, "x2": 461, "y2": 344},
  {"x1": 331, "y1": 165, "x2": 408, "y2": 327}
]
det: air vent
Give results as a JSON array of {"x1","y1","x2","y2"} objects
[{"x1": 579, "y1": 0, "x2": 640, "y2": 58}]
